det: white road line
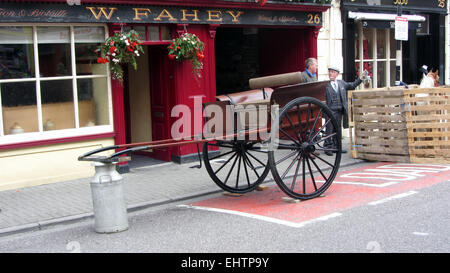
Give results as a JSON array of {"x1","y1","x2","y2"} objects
[
  {"x1": 132, "y1": 162, "x2": 173, "y2": 170},
  {"x1": 367, "y1": 191, "x2": 419, "y2": 206},
  {"x1": 178, "y1": 204, "x2": 342, "y2": 228},
  {"x1": 316, "y1": 180, "x2": 400, "y2": 188},
  {"x1": 412, "y1": 232, "x2": 429, "y2": 236}
]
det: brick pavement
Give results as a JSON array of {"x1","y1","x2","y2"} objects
[{"x1": 0, "y1": 139, "x2": 361, "y2": 236}]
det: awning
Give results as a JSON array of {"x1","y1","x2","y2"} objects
[
  {"x1": 348, "y1": 11, "x2": 426, "y2": 29},
  {"x1": 348, "y1": 12, "x2": 426, "y2": 22}
]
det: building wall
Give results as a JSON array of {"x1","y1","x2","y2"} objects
[
  {"x1": 446, "y1": 0, "x2": 450, "y2": 85},
  {"x1": 318, "y1": 0, "x2": 344, "y2": 82},
  {"x1": 127, "y1": 46, "x2": 152, "y2": 144},
  {"x1": 0, "y1": 0, "x2": 332, "y2": 189},
  {"x1": 0, "y1": 138, "x2": 114, "y2": 191},
  {"x1": 317, "y1": 0, "x2": 349, "y2": 137}
]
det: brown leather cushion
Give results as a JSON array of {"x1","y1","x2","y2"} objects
[{"x1": 215, "y1": 88, "x2": 273, "y2": 105}]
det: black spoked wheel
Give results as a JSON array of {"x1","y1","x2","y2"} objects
[
  {"x1": 203, "y1": 140, "x2": 271, "y2": 194},
  {"x1": 269, "y1": 97, "x2": 341, "y2": 200}
]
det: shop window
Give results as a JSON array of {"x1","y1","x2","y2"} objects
[
  {"x1": 1, "y1": 81, "x2": 38, "y2": 135},
  {"x1": 75, "y1": 26, "x2": 107, "y2": 75},
  {"x1": 37, "y1": 27, "x2": 72, "y2": 77},
  {"x1": 0, "y1": 26, "x2": 35, "y2": 79},
  {"x1": 40, "y1": 79, "x2": 75, "y2": 130},
  {"x1": 0, "y1": 24, "x2": 112, "y2": 145},
  {"x1": 77, "y1": 77, "x2": 109, "y2": 127},
  {"x1": 362, "y1": 28, "x2": 374, "y2": 60},
  {"x1": 122, "y1": 25, "x2": 171, "y2": 42},
  {"x1": 355, "y1": 23, "x2": 400, "y2": 88}
]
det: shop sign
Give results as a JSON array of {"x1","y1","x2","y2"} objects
[
  {"x1": 342, "y1": 0, "x2": 447, "y2": 13},
  {"x1": 0, "y1": 3, "x2": 323, "y2": 27},
  {"x1": 361, "y1": 20, "x2": 422, "y2": 30},
  {"x1": 394, "y1": 16, "x2": 408, "y2": 41}
]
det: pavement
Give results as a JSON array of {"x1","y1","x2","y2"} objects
[{"x1": 0, "y1": 138, "x2": 363, "y2": 237}]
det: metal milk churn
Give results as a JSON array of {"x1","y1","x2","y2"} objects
[{"x1": 90, "y1": 162, "x2": 129, "y2": 233}]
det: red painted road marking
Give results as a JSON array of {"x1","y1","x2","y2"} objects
[{"x1": 186, "y1": 163, "x2": 450, "y2": 227}]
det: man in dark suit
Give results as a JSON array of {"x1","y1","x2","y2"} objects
[{"x1": 324, "y1": 66, "x2": 365, "y2": 156}]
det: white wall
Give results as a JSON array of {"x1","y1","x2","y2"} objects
[
  {"x1": 0, "y1": 138, "x2": 115, "y2": 191},
  {"x1": 317, "y1": 0, "x2": 344, "y2": 82},
  {"x1": 318, "y1": 1, "x2": 350, "y2": 137},
  {"x1": 446, "y1": 1, "x2": 450, "y2": 85}
]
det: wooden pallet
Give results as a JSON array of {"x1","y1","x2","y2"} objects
[
  {"x1": 348, "y1": 87, "x2": 410, "y2": 162},
  {"x1": 403, "y1": 87, "x2": 450, "y2": 164}
]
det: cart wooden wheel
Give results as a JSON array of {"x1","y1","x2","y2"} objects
[
  {"x1": 269, "y1": 97, "x2": 341, "y2": 200},
  {"x1": 203, "y1": 140, "x2": 270, "y2": 194}
]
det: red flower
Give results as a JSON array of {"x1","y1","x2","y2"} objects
[
  {"x1": 196, "y1": 51, "x2": 204, "y2": 61},
  {"x1": 168, "y1": 54, "x2": 176, "y2": 60},
  {"x1": 257, "y1": 0, "x2": 267, "y2": 6},
  {"x1": 97, "y1": 57, "x2": 109, "y2": 63},
  {"x1": 109, "y1": 46, "x2": 116, "y2": 53}
]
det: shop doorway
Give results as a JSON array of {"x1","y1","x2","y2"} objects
[
  {"x1": 125, "y1": 45, "x2": 173, "y2": 163},
  {"x1": 214, "y1": 27, "x2": 308, "y2": 95}
]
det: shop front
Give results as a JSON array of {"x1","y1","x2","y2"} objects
[
  {"x1": 0, "y1": 0, "x2": 330, "y2": 190},
  {"x1": 341, "y1": 0, "x2": 447, "y2": 87}
]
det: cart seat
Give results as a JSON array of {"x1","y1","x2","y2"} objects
[{"x1": 215, "y1": 88, "x2": 273, "y2": 105}]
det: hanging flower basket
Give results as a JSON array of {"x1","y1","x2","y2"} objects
[
  {"x1": 167, "y1": 33, "x2": 205, "y2": 79},
  {"x1": 96, "y1": 30, "x2": 144, "y2": 82}
]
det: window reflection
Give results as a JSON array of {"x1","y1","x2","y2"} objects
[
  {"x1": 74, "y1": 26, "x2": 106, "y2": 75},
  {"x1": 390, "y1": 30, "x2": 396, "y2": 59},
  {"x1": 161, "y1": 26, "x2": 171, "y2": 40},
  {"x1": 77, "y1": 78, "x2": 109, "y2": 127},
  {"x1": 355, "y1": 30, "x2": 359, "y2": 60},
  {"x1": 41, "y1": 80, "x2": 75, "y2": 130},
  {"x1": 1, "y1": 81, "x2": 38, "y2": 134},
  {"x1": 0, "y1": 26, "x2": 35, "y2": 79},
  {"x1": 362, "y1": 28, "x2": 374, "y2": 60},
  {"x1": 377, "y1": 61, "x2": 386, "y2": 88},
  {"x1": 376, "y1": 29, "x2": 386, "y2": 59},
  {"x1": 390, "y1": 61, "x2": 397, "y2": 86},
  {"x1": 37, "y1": 27, "x2": 71, "y2": 77}
]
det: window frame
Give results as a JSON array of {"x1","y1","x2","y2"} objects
[
  {"x1": 0, "y1": 23, "x2": 114, "y2": 147},
  {"x1": 354, "y1": 22, "x2": 402, "y2": 88}
]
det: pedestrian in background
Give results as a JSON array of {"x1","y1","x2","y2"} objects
[
  {"x1": 300, "y1": 58, "x2": 318, "y2": 83},
  {"x1": 324, "y1": 65, "x2": 366, "y2": 156}
]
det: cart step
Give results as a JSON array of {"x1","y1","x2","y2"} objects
[
  {"x1": 255, "y1": 185, "x2": 269, "y2": 191},
  {"x1": 281, "y1": 197, "x2": 300, "y2": 203},
  {"x1": 222, "y1": 192, "x2": 244, "y2": 197}
]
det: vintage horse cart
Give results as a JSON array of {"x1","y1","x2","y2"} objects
[{"x1": 79, "y1": 72, "x2": 342, "y2": 201}]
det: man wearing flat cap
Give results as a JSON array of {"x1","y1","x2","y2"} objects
[{"x1": 324, "y1": 65, "x2": 366, "y2": 156}]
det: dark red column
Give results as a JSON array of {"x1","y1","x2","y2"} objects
[
  {"x1": 109, "y1": 24, "x2": 129, "y2": 171},
  {"x1": 170, "y1": 24, "x2": 217, "y2": 163},
  {"x1": 306, "y1": 27, "x2": 320, "y2": 59}
]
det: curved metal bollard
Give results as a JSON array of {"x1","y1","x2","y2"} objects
[{"x1": 90, "y1": 162, "x2": 129, "y2": 233}]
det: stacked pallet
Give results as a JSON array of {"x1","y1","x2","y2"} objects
[
  {"x1": 403, "y1": 87, "x2": 450, "y2": 163},
  {"x1": 349, "y1": 86, "x2": 450, "y2": 163},
  {"x1": 348, "y1": 87, "x2": 410, "y2": 162}
]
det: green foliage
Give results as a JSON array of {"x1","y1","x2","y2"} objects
[
  {"x1": 167, "y1": 33, "x2": 205, "y2": 80},
  {"x1": 96, "y1": 30, "x2": 144, "y2": 82}
]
